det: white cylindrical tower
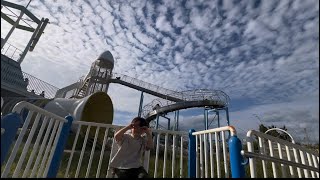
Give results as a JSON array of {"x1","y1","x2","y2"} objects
[{"x1": 85, "y1": 51, "x2": 114, "y2": 96}]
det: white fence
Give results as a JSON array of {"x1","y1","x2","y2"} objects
[
  {"x1": 191, "y1": 126, "x2": 236, "y2": 178},
  {"x1": 60, "y1": 120, "x2": 189, "y2": 178},
  {"x1": 243, "y1": 130, "x2": 319, "y2": 178},
  {"x1": 1, "y1": 101, "x2": 67, "y2": 178},
  {"x1": 1, "y1": 100, "x2": 319, "y2": 178}
]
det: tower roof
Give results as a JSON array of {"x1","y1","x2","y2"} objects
[{"x1": 97, "y1": 51, "x2": 114, "y2": 69}]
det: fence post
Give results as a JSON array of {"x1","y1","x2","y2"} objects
[
  {"x1": 1, "y1": 113, "x2": 22, "y2": 165},
  {"x1": 228, "y1": 135, "x2": 245, "y2": 178},
  {"x1": 46, "y1": 115, "x2": 73, "y2": 178},
  {"x1": 188, "y1": 129, "x2": 196, "y2": 178}
]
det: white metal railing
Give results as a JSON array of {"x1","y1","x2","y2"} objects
[
  {"x1": 60, "y1": 120, "x2": 189, "y2": 178},
  {"x1": 148, "y1": 128, "x2": 188, "y2": 178},
  {"x1": 142, "y1": 89, "x2": 230, "y2": 118},
  {"x1": 244, "y1": 130, "x2": 319, "y2": 178},
  {"x1": 1, "y1": 101, "x2": 67, "y2": 178},
  {"x1": 111, "y1": 72, "x2": 181, "y2": 99},
  {"x1": 22, "y1": 71, "x2": 59, "y2": 98},
  {"x1": 1, "y1": 61, "x2": 59, "y2": 98},
  {"x1": 1, "y1": 41, "x2": 23, "y2": 61},
  {"x1": 191, "y1": 126, "x2": 236, "y2": 178}
]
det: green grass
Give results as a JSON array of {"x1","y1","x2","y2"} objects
[
  {"x1": 1, "y1": 132, "x2": 316, "y2": 178},
  {"x1": 56, "y1": 148, "x2": 189, "y2": 178}
]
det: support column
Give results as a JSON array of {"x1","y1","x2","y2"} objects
[
  {"x1": 225, "y1": 107, "x2": 230, "y2": 126},
  {"x1": 204, "y1": 108, "x2": 209, "y2": 130},
  {"x1": 216, "y1": 110, "x2": 220, "y2": 128},
  {"x1": 18, "y1": 18, "x2": 49, "y2": 64},
  {"x1": 188, "y1": 129, "x2": 196, "y2": 178},
  {"x1": 155, "y1": 114, "x2": 160, "y2": 130},
  {"x1": 137, "y1": 91, "x2": 144, "y2": 117},
  {"x1": 1, "y1": 11, "x2": 24, "y2": 49},
  {"x1": 174, "y1": 110, "x2": 179, "y2": 131}
]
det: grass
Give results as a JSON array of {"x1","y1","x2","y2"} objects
[
  {"x1": 56, "y1": 147, "x2": 189, "y2": 178},
  {"x1": 1, "y1": 130, "x2": 317, "y2": 178},
  {"x1": 2, "y1": 144, "x2": 313, "y2": 178}
]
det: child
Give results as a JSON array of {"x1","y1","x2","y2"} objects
[{"x1": 109, "y1": 117, "x2": 153, "y2": 178}]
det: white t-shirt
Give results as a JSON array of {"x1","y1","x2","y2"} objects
[{"x1": 109, "y1": 133, "x2": 146, "y2": 169}]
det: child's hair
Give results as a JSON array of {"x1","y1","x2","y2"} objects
[{"x1": 131, "y1": 117, "x2": 149, "y2": 127}]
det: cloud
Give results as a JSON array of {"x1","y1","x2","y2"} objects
[
  {"x1": 155, "y1": 15, "x2": 173, "y2": 32},
  {"x1": 1, "y1": 0, "x2": 318, "y2": 144}
]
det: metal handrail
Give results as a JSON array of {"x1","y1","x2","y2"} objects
[
  {"x1": 1, "y1": 65, "x2": 60, "y2": 98},
  {"x1": 241, "y1": 151, "x2": 320, "y2": 172},
  {"x1": 1, "y1": 41, "x2": 23, "y2": 61},
  {"x1": 22, "y1": 71, "x2": 59, "y2": 98},
  {"x1": 142, "y1": 89, "x2": 230, "y2": 117}
]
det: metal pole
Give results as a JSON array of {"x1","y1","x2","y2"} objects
[
  {"x1": 18, "y1": 17, "x2": 49, "y2": 64},
  {"x1": 1, "y1": 11, "x2": 24, "y2": 49},
  {"x1": 155, "y1": 114, "x2": 160, "y2": 130},
  {"x1": 1, "y1": 0, "x2": 32, "y2": 49},
  {"x1": 216, "y1": 110, "x2": 220, "y2": 128},
  {"x1": 174, "y1": 110, "x2": 179, "y2": 131},
  {"x1": 137, "y1": 91, "x2": 144, "y2": 117},
  {"x1": 228, "y1": 135, "x2": 245, "y2": 178},
  {"x1": 226, "y1": 107, "x2": 230, "y2": 126},
  {"x1": 204, "y1": 108, "x2": 208, "y2": 130},
  {"x1": 188, "y1": 129, "x2": 196, "y2": 178}
]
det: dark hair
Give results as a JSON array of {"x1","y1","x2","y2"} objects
[{"x1": 131, "y1": 117, "x2": 149, "y2": 127}]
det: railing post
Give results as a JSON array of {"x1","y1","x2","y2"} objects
[
  {"x1": 46, "y1": 116, "x2": 73, "y2": 178},
  {"x1": 188, "y1": 129, "x2": 196, "y2": 178},
  {"x1": 1, "y1": 113, "x2": 22, "y2": 165},
  {"x1": 228, "y1": 135, "x2": 245, "y2": 178}
]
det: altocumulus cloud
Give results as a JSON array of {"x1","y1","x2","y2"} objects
[{"x1": 1, "y1": 0, "x2": 318, "y2": 143}]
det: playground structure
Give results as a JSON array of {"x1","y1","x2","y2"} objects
[
  {"x1": 1, "y1": 101, "x2": 319, "y2": 178},
  {"x1": 1, "y1": 50, "x2": 319, "y2": 178},
  {"x1": 2, "y1": 49, "x2": 232, "y2": 132},
  {"x1": 1, "y1": 0, "x2": 319, "y2": 178}
]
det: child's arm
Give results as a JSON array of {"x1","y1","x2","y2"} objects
[{"x1": 114, "y1": 124, "x2": 132, "y2": 142}]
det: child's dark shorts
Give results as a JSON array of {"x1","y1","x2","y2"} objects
[{"x1": 112, "y1": 166, "x2": 149, "y2": 178}]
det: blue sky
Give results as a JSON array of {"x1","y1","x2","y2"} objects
[{"x1": 1, "y1": 0, "x2": 319, "y2": 143}]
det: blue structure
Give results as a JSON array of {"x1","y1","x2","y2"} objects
[
  {"x1": 1, "y1": 113, "x2": 22, "y2": 165},
  {"x1": 47, "y1": 116, "x2": 73, "y2": 178},
  {"x1": 188, "y1": 129, "x2": 196, "y2": 178},
  {"x1": 228, "y1": 135, "x2": 245, "y2": 178}
]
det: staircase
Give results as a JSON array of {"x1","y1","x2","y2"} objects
[{"x1": 76, "y1": 77, "x2": 90, "y2": 98}]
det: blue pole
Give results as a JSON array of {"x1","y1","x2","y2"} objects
[
  {"x1": 226, "y1": 107, "x2": 230, "y2": 125},
  {"x1": 176, "y1": 110, "x2": 179, "y2": 131},
  {"x1": 188, "y1": 129, "x2": 196, "y2": 178},
  {"x1": 228, "y1": 135, "x2": 245, "y2": 178},
  {"x1": 46, "y1": 116, "x2": 73, "y2": 178},
  {"x1": 1, "y1": 113, "x2": 22, "y2": 165},
  {"x1": 204, "y1": 108, "x2": 208, "y2": 130},
  {"x1": 137, "y1": 91, "x2": 144, "y2": 117},
  {"x1": 216, "y1": 111, "x2": 220, "y2": 128},
  {"x1": 155, "y1": 114, "x2": 160, "y2": 130}
]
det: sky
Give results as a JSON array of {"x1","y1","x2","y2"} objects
[{"x1": 1, "y1": 0, "x2": 319, "y2": 143}]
